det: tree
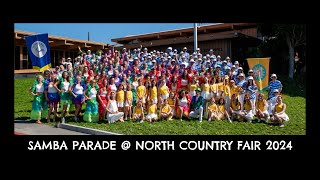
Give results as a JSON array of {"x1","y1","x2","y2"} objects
[{"x1": 258, "y1": 24, "x2": 306, "y2": 79}]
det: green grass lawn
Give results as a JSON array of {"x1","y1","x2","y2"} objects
[{"x1": 14, "y1": 76, "x2": 306, "y2": 135}]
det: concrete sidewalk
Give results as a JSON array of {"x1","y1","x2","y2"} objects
[{"x1": 14, "y1": 120, "x2": 89, "y2": 135}]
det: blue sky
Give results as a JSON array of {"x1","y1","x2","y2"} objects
[{"x1": 15, "y1": 23, "x2": 214, "y2": 45}]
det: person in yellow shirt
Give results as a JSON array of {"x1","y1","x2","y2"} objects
[
  {"x1": 146, "y1": 100, "x2": 158, "y2": 122},
  {"x1": 216, "y1": 97, "x2": 232, "y2": 122},
  {"x1": 207, "y1": 97, "x2": 218, "y2": 122},
  {"x1": 229, "y1": 93, "x2": 242, "y2": 121},
  {"x1": 116, "y1": 84, "x2": 125, "y2": 113},
  {"x1": 125, "y1": 84, "x2": 133, "y2": 120},
  {"x1": 255, "y1": 93, "x2": 269, "y2": 123},
  {"x1": 229, "y1": 80, "x2": 242, "y2": 98},
  {"x1": 222, "y1": 75, "x2": 231, "y2": 110},
  {"x1": 133, "y1": 101, "x2": 144, "y2": 123},
  {"x1": 160, "y1": 99, "x2": 173, "y2": 121},
  {"x1": 239, "y1": 94, "x2": 254, "y2": 122},
  {"x1": 188, "y1": 77, "x2": 198, "y2": 97},
  {"x1": 201, "y1": 77, "x2": 211, "y2": 116},
  {"x1": 149, "y1": 80, "x2": 158, "y2": 105},
  {"x1": 136, "y1": 79, "x2": 146, "y2": 108},
  {"x1": 209, "y1": 78, "x2": 218, "y2": 101},
  {"x1": 159, "y1": 79, "x2": 170, "y2": 103},
  {"x1": 168, "y1": 92, "x2": 176, "y2": 116},
  {"x1": 271, "y1": 96, "x2": 289, "y2": 127}
]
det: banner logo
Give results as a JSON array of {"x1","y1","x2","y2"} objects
[
  {"x1": 252, "y1": 64, "x2": 266, "y2": 81},
  {"x1": 31, "y1": 41, "x2": 47, "y2": 58}
]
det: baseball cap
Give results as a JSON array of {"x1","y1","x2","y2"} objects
[
  {"x1": 174, "y1": 49, "x2": 177, "y2": 52},
  {"x1": 223, "y1": 60, "x2": 227, "y2": 63},
  {"x1": 217, "y1": 55, "x2": 221, "y2": 58},
  {"x1": 168, "y1": 47, "x2": 172, "y2": 50},
  {"x1": 226, "y1": 57, "x2": 230, "y2": 60},
  {"x1": 273, "y1": 89, "x2": 279, "y2": 93},
  {"x1": 168, "y1": 56, "x2": 172, "y2": 59},
  {"x1": 248, "y1": 76, "x2": 254, "y2": 80},
  {"x1": 210, "y1": 49, "x2": 213, "y2": 52},
  {"x1": 195, "y1": 88, "x2": 201, "y2": 92},
  {"x1": 234, "y1": 61, "x2": 239, "y2": 64},
  {"x1": 248, "y1": 69, "x2": 254, "y2": 73},
  {"x1": 238, "y1": 67, "x2": 243, "y2": 70},
  {"x1": 152, "y1": 60, "x2": 156, "y2": 63},
  {"x1": 183, "y1": 47, "x2": 187, "y2": 50},
  {"x1": 190, "y1": 59, "x2": 195, "y2": 62},
  {"x1": 238, "y1": 73, "x2": 245, "y2": 77},
  {"x1": 134, "y1": 57, "x2": 138, "y2": 60},
  {"x1": 216, "y1": 65, "x2": 221, "y2": 68},
  {"x1": 144, "y1": 48, "x2": 148, "y2": 51},
  {"x1": 197, "y1": 48, "x2": 200, "y2": 51},
  {"x1": 271, "y1": 74, "x2": 277, "y2": 78}
]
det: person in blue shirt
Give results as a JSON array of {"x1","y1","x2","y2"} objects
[
  {"x1": 268, "y1": 74, "x2": 283, "y2": 99},
  {"x1": 182, "y1": 47, "x2": 190, "y2": 59},
  {"x1": 236, "y1": 73, "x2": 247, "y2": 110},
  {"x1": 244, "y1": 76, "x2": 258, "y2": 114},
  {"x1": 168, "y1": 47, "x2": 174, "y2": 57},
  {"x1": 189, "y1": 88, "x2": 204, "y2": 122}
]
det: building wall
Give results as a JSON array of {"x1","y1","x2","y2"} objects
[{"x1": 14, "y1": 45, "x2": 78, "y2": 70}]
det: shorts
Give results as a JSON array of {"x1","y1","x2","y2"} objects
[
  {"x1": 136, "y1": 97, "x2": 146, "y2": 103},
  {"x1": 117, "y1": 102, "x2": 124, "y2": 107},
  {"x1": 125, "y1": 101, "x2": 132, "y2": 107},
  {"x1": 150, "y1": 98, "x2": 158, "y2": 104},
  {"x1": 146, "y1": 113, "x2": 158, "y2": 120},
  {"x1": 201, "y1": 91, "x2": 211, "y2": 100},
  {"x1": 161, "y1": 94, "x2": 169, "y2": 100}
]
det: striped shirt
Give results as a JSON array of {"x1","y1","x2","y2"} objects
[
  {"x1": 268, "y1": 80, "x2": 282, "y2": 98},
  {"x1": 245, "y1": 84, "x2": 258, "y2": 100}
]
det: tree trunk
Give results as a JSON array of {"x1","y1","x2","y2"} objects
[{"x1": 288, "y1": 43, "x2": 295, "y2": 79}]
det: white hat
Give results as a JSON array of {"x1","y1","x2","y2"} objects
[
  {"x1": 238, "y1": 73, "x2": 245, "y2": 77},
  {"x1": 183, "y1": 47, "x2": 187, "y2": 50},
  {"x1": 194, "y1": 56, "x2": 198, "y2": 59},
  {"x1": 234, "y1": 61, "x2": 239, "y2": 64},
  {"x1": 160, "y1": 51, "x2": 163, "y2": 54},
  {"x1": 181, "y1": 55, "x2": 185, "y2": 58},
  {"x1": 232, "y1": 65, "x2": 236, "y2": 68},
  {"x1": 115, "y1": 50, "x2": 118, "y2": 52},
  {"x1": 210, "y1": 49, "x2": 213, "y2": 52},
  {"x1": 217, "y1": 55, "x2": 221, "y2": 58},
  {"x1": 152, "y1": 60, "x2": 156, "y2": 63},
  {"x1": 168, "y1": 56, "x2": 171, "y2": 59},
  {"x1": 171, "y1": 59, "x2": 176, "y2": 62},
  {"x1": 273, "y1": 89, "x2": 279, "y2": 93},
  {"x1": 133, "y1": 49, "x2": 137, "y2": 51},
  {"x1": 144, "y1": 48, "x2": 148, "y2": 50},
  {"x1": 213, "y1": 58, "x2": 217, "y2": 61},
  {"x1": 206, "y1": 54, "x2": 210, "y2": 57},
  {"x1": 147, "y1": 56, "x2": 151, "y2": 59},
  {"x1": 134, "y1": 57, "x2": 138, "y2": 60},
  {"x1": 206, "y1": 60, "x2": 211, "y2": 63},
  {"x1": 152, "y1": 54, "x2": 156, "y2": 57},
  {"x1": 143, "y1": 54, "x2": 147, "y2": 57},
  {"x1": 123, "y1": 48, "x2": 126, "y2": 50},
  {"x1": 248, "y1": 76, "x2": 254, "y2": 80},
  {"x1": 67, "y1": 57, "x2": 71, "y2": 60},
  {"x1": 271, "y1": 74, "x2": 277, "y2": 78},
  {"x1": 87, "y1": 50, "x2": 91, "y2": 52},
  {"x1": 156, "y1": 51, "x2": 160, "y2": 53},
  {"x1": 216, "y1": 65, "x2": 221, "y2": 68},
  {"x1": 153, "y1": 50, "x2": 156, "y2": 52},
  {"x1": 190, "y1": 59, "x2": 195, "y2": 62},
  {"x1": 198, "y1": 53, "x2": 201, "y2": 56},
  {"x1": 137, "y1": 48, "x2": 141, "y2": 51},
  {"x1": 210, "y1": 56, "x2": 214, "y2": 59},
  {"x1": 226, "y1": 66, "x2": 231, "y2": 70},
  {"x1": 226, "y1": 57, "x2": 230, "y2": 60},
  {"x1": 223, "y1": 60, "x2": 227, "y2": 63},
  {"x1": 168, "y1": 47, "x2": 172, "y2": 50},
  {"x1": 180, "y1": 51, "x2": 184, "y2": 54},
  {"x1": 197, "y1": 48, "x2": 200, "y2": 51},
  {"x1": 193, "y1": 52, "x2": 197, "y2": 55},
  {"x1": 202, "y1": 57, "x2": 207, "y2": 60},
  {"x1": 238, "y1": 67, "x2": 243, "y2": 70},
  {"x1": 248, "y1": 69, "x2": 254, "y2": 73},
  {"x1": 174, "y1": 49, "x2": 177, "y2": 52}
]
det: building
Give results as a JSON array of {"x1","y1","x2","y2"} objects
[
  {"x1": 14, "y1": 30, "x2": 110, "y2": 70},
  {"x1": 112, "y1": 23, "x2": 262, "y2": 66}
]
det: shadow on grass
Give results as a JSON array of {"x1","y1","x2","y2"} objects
[{"x1": 277, "y1": 75, "x2": 306, "y2": 98}]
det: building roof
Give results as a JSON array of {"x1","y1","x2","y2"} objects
[
  {"x1": 14, "y1": 30, "x2": 111, "y2": 51},
  {"x1": 112, "y1": 23, "x2": 257, "y2": 45}
]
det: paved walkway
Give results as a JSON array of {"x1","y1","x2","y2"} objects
[{"x1": 14, "y1": 120, "x2": 88, "y2": 135}]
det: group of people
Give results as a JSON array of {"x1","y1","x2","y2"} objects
[{"x1": 29, "y1": 46, "x2": 289, "y2": 127}]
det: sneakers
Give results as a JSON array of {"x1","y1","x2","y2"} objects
[
  {"x1": 228, "y1": 119, "x2": 233, "y2": 123},
  {"x1": 257, "y1": 119, "x2": 261, "y2": 123},
  {"x1": 61, "y1": 117, "x2": 65, "y2": 124},
  {"x1": 140, "y1": 120, "x2": 144, "y2": 123},
  {"x1": 208, "y1": 118, "x2": 211, "y2": 122},
  {"x1": 280, "y1": 124, "x2": 285, "y2": 128}
]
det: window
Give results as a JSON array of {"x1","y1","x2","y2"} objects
[{"x1": 22, "y1": 47, "x2": 28, "y2": 60}]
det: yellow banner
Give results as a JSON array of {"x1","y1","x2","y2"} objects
[{"x1": 246, "y1": 58, "x2": 270, "y2": 92}]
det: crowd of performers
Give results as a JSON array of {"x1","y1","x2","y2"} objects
[{"x1": 29, "y1": 46, "x2": 289, "y2": 127}]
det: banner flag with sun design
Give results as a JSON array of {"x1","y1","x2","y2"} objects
[{"x1": 246, "y1": 57, "x2": 270, "y2": 92}]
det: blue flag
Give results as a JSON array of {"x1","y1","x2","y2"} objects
[{"x1": 25, "y1": 33, "x2": 51, "y2": 72}]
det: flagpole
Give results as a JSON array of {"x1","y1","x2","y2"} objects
[{"x1": 194, "y1": 23, "x2": 197, "y2": 53}]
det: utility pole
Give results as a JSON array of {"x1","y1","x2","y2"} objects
[
  {"x1": 88, "y1": 32, "x2": 90, "y2": 41},
  {"x1": 194, "y1": 23, "x2": 197, "y2": 53}
]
